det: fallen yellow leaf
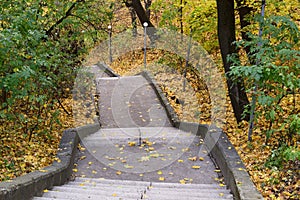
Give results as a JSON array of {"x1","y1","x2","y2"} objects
[
  {"x1": 124, "y1": 165, "x2": 134, "y2": 169},
  {"x1": 128, "y1": 141, "x2": 136, "y2": 146},
  {"x1": 80, "y1": 156, "x2": 86, "y2": 160},
  {"x1": 116, "y1": 171, "x2": 122, "y2": 175},
  {"x1": 192, "y1": 165, "x2": 201, "y2": 169},
  {"x1": 188, "y1": 156, "x2": 197, "y2": 161},
  {"x1": 112, "y1": 193, "x2": 117, "y2": 197}
]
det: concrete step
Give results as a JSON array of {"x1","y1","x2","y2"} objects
[
  {"x1": 32, "y1": 198, "x2": 70, "y2": 200},
  {"x1": 48, "y1": 186, "x2": 144, "y2": 197},
  {"x1": 75, "y1": 177, "x2": 223, "y2": 190},
  {"x1": 62, "y1": 183, "x2": 230, "y2": 196},
  {"x1": 83, "y1": 127, "x2": 196, "y2": 146},
  {"x1": 38, "y1": 191, "x2": 138, "y2": 200},
  {"x1": 72, "y1": 177, "x2": 151, "y2": 187},
  {"x1": 85, "y1": 127, "x2": 194, "y2": 139},
  {"x1": 33, "y1": 177, "x2": 233, "y2": 200}
]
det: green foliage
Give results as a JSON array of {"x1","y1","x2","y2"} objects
[
  {"x1": 188, "y1": 0, "x2": 218, "y2": 54},
  {"x1": 0, "y1": 0, "x2": 113, "y2": 141},
  {"x1": 151, "y1": 0, "x2": 218, "y2": 55},
  {"x1": 229, "y1": 15, "x2": 300, "y2": 167},
  {"x1": 151, "y1": 0, "x2": 181, "y2": 30},
  {"x1": 266, "y1": 145, "x2": 300, "y2": 169}
]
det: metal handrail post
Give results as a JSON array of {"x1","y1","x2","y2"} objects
[
  {"x1": 143, "y1": 22, "x2": 148, "y2": 70},
  {"x1": 108, "y1": 25, "x2": 112, "y2": 63}
]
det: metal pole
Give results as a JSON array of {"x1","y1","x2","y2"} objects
[
  {"x1": 143, "y1": 22, "x2": 148, "y2": 70},
  {"x1": 108, "y1": 25, "x2": 112, "y2": 63},
  {"x1": 183, "y1": 30, "x2": 192, "y2": 92},
  {"x1": 248, "y1": 0, "x2": 266, "y2": 142}
]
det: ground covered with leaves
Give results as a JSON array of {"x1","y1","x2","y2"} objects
[{"x1": 0, "y1": 98, "x2": 74, "y2": 181}]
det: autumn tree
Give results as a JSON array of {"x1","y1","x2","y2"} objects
[
  {"x1": 216, "y1": 0, "x2": 252, "y2": 123},
  {"x1": 123, "y1": 0, "x2": 157, "y2": 41}
]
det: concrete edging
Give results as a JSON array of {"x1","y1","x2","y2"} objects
[
  {"x1": 138, "y1": 71, "x2": 180, "y2": 127},
  {"x1": 96, "y1": 62, "x2": 120, "y2": 77},
  {"x1": 0, "y1": 124, "x2": 99, "y2": 200},
  {"x1": 140, "y1": 70, "x2": 263, "y2": 200}
]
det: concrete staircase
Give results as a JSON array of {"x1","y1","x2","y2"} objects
[
  {"x1": 33, "y1": 177, "x2": 233, "y2": 200},
  {"x1": 32, "y1": 75, "x2": 234, "y2": 199}
]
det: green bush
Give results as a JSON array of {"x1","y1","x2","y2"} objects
[{"x1": 229, "y1": 16, "x2": 299, "y2": 167}]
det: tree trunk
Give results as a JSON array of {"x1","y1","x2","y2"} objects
[
  {"x1": 131, "y1": 0, "x2": 154, "y2": 27},
  {"x1": 129, "y1": 6, "x2": 138, "y2": 37},
  {"x1": 236, "y1": 0, "x2": 255, "y2": 64},
  {"x1": 124, "y1": 0, "x2": 156, "y2": 42},
  {"x1": 1, "y1": 89, "x2": 7, "y2": 106},
  {"x1": 216, "y1": 0, "x2": 250, "y2": 123},
  {"x1": 144, "y1": 0, "x2": 152, "y2": 19}
]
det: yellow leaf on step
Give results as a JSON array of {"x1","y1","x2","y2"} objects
[
  {"x1": 116, "y1": 171, "x2": 122, "y2": 175},
  {"x1": 192, "y1": 165, "x2": 201, "y2": 169},
  {"x1": 124, "y1": 165, "x2": 134, "y2": 169},
  {"x1": 128, "y1": 141, "x2": 136, "y2": 146},
  {"x1": 188, "y1": 156, "x2": 197, "y2": 161},
  {"x1": 112, "y1": 193, "x2": 117, "y2": 197}
]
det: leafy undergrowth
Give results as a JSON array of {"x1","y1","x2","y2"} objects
[
  {"x1": 0, "y1": 98, "x2": 74, "y2": 181},
  {"x1": 224, "y1": 101, "x2": 299, "y2": 199},
  {"x1": 110, "y1": 50, "x2": 299, "y2": 199}
]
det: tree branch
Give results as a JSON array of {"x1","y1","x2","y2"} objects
[{"x1": 45, "y1": 2, "x2": 79, "y2": 36}]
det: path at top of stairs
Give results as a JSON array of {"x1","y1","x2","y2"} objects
[{"x1": 97, "y1": 75, "x2": 172, "y2": 128}]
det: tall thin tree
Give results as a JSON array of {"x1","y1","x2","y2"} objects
[{"x1": 216, "y1": 0, "x2": 250, "y2": 123}]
